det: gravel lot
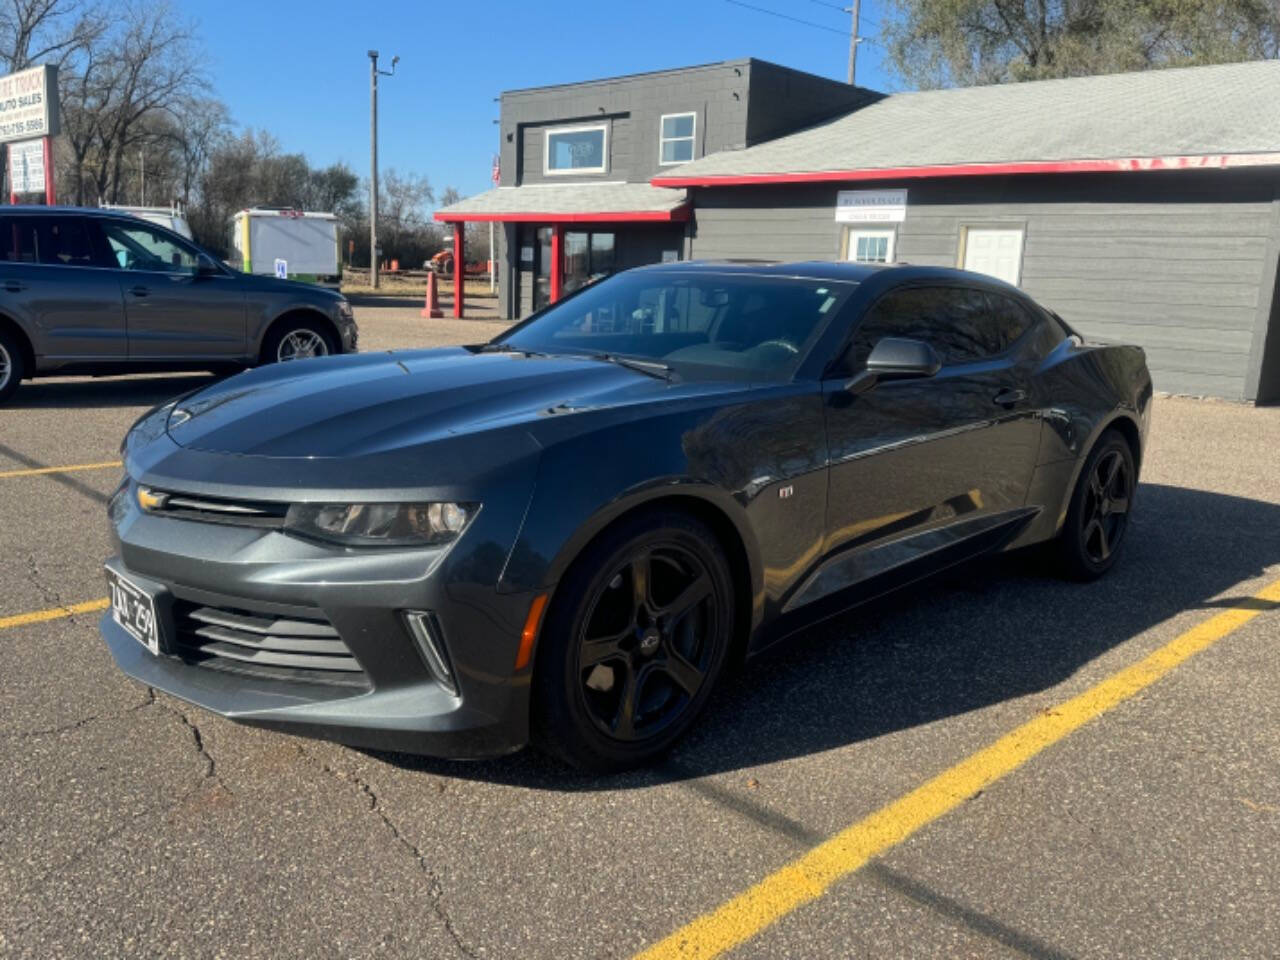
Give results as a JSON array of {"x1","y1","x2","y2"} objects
[{"x1": 1, "y1": 301, "x2": 1278, "y2": 959}]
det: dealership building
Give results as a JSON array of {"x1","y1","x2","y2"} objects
[{"x1": 437, "y1": 58, "x2": 1280, "y2": 402}]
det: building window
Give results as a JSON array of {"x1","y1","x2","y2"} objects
[
  {"x1": 659, "y1": 113, "x2": 697, "y2": 165},
  {"x1": 960, "y1": 226, "x2": 1025, "y2": 285},
  {"x1": 544, "y1": 124, "x2": 608, "y2": 175},
  {"x1": 846, "y1": 227, "x2": 896, "y2": 264}
]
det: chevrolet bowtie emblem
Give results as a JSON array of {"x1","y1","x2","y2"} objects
[{"x1": 136, "y1": 487, "x2": 168, "y2": 511}]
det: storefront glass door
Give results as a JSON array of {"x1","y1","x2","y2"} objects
[{"x1": 564, "y1": 230, "x2": 617, "y2": 294}]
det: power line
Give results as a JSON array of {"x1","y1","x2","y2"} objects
[
  {"x1": 799, "y1": 0, "x2": 881, "y2": 29},
  {"x1": 722, "y1": 0, "x2": 849, "y2": 37}
]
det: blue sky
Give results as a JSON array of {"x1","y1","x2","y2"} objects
[{"x1": 184, "y1": 0, "x2": 898, "y2": 205}]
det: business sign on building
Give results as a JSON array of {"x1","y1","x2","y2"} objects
[
  {"x1": 835, "y1": 189, "x2": 907, "y2": 223},
  {"x1": 8, "y1": 138, "x2": 44, "y2": 193},
  {"x1": 0, "y1": 65, "x2": 59, "y2": 143}
]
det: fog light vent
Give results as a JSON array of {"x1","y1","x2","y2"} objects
[{"x1": 403, "y1": 611, "x2": 458, "y2": 697}]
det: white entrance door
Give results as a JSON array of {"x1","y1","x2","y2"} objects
[
  {"x1": 846, "y1": 227, "x2": 896, "y2": 264},
  {"x1": 963, "y1": 227, "x2": 1024, "y2": 285}
]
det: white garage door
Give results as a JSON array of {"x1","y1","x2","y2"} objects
[{"x1": 963, "y1": 227, "x2": 1024, "y2": 285}]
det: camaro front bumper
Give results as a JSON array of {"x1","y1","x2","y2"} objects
[{"x1": 101, "y1": 496, "x2": 540, "y2": 759}]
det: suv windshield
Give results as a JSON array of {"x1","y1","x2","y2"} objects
[{"x1": 500, "y1": 270, "x2": 855, "y2": 381}]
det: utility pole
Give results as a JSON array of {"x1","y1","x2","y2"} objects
[
  {"x1": 139, "y1": 150, "x2": 145, "y2": 205},
  {"x1": 368, "y1": 50, "x2": 398, "y2": 290},
  {"x1": 846, "y1": 0, "x2": 862, "y2": 86}
]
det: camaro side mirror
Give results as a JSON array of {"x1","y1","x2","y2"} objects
[
  {"x1": 196, "y1": 255, "x2": 222, "y2": 277},
  {"x1": 844, "y1": 337, "x2": 942, "y2": 394}
]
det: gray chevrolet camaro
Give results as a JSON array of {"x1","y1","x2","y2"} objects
[
  {"x1": 103, "y1": 262, "x2": 1151, "y2": 771},
  {"x1": 0, "y1": 207, "x2": 358, "y2": 405}
]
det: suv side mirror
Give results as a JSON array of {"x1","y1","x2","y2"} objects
[{"x1": 844, "y1": 337, "x2": 941, "y2": 394}]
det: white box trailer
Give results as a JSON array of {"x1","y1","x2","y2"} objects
[
  {"x1": 101, "y1": 204, "x2": 194, "y2": 240},
  {"x1": 230, "y1": 208, "x2": 341, "y2": 284}
]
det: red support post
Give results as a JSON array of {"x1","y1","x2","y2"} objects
[
  {"x1": 452, "y1": 221, "x2": 464, "y2": 318},
  {"x1": 42, "y1": 135, "x2": 54, "y2": 206},
  {"x1": 550, "y1": 223, "x2": 564, "y2": 304}
]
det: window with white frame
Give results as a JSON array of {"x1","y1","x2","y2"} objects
[
  {"x1": 846, "y1": 227, "x2": 896, "y2": 264},
  {"x1": 659, "y1": 112, "x2": 697, "y2": 165},
  {"x1": 544, "y1": 124, "x2": 608, "y2": 175}
]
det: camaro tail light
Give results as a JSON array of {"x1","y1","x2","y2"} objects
[{"x1": 402, "y1": 611, "x2": 458, "y2": 697}]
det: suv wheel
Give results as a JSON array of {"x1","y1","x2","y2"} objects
[
  {"x1": 0, "y1": 327, "x2": 25, "y2": 404},
  {"x1": 262, "y1": 321, "x2": 335, "y2": 364}
]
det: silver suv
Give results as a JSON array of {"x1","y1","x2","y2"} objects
[{"x1": 0, "y1": 207, "x2": 358, "y2": 404}]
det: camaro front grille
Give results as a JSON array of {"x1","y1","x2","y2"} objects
[
  {"x1": 141, "y1": 487, "x2": 288, "y2": 529},
  {"x1": 171, "y1": 602, "x2": 369, "y2": 688}
]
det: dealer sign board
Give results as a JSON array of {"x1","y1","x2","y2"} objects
[
  {"x1": 835, "y1": 189, "x2": 907, "y2": 223},
  {"x1": 9, "y1": 138, "x2": 45, "y2": 193},
  {"x1": 0, "y1": 65, "x2": 59, "y2": 143}
]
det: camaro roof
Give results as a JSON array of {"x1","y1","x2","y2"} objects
[
  {"x1": 633, "y1": 259, "x2": 1010, "y2": 287},
  {"x1": 651, "y1": 59, "x2": 1280, "y2": 185}
]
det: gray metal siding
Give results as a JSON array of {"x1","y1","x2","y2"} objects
[
  {"x1": 500, "y1": 58, "x2": 850, "y2": 188},
  {"x1": 688, "y1": 172, "x2": 1280, "y2": 400}
]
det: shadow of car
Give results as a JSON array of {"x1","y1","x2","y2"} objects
[{"x1": 365, "y1": 482, "x2": 1280, "y2": 787}]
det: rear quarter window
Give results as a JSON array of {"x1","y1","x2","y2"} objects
[{"x1": 0, "y1": 216, "x2": 98, "y2": 267}]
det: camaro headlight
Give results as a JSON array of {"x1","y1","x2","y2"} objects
[
  {"x1": 284, "y1": 502, "x2": 476, "y2": 547},
  {"x1": 337, "y1": 299, "x2": 355, "y2": 321}
]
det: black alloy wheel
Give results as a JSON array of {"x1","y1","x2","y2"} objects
[
  {"x1": 1059, "y1": 429, "x2": 1136, "y2": 580},
  {"x1": 533, "y1": 510, "x2": 734, "y2": 771}
]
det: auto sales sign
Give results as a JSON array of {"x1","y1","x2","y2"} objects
[{"x1": 0, "y1": 65, "x2": 59, "y2": 143}]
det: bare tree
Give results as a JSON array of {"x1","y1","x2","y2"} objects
[
  {"x1": 58, "y1": 0, "x2": 207, "y2": 204},
  {"x1": 0, "y1": 0, "x2": 104, "y2": 71}
]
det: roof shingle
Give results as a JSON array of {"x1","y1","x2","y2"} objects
[{"x1": 651, "y1": 60, "x2": 1280, "y2": 184}]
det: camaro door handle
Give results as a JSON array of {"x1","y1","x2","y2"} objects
[
  {"x1": 3, "y1": 280, "x2": 25, "y2": 292},
  {"x1": 993, "y1": 388, "x2": 1027, "y2": 408},
  {"x1": 128, "y1": 285, "x2": 149, "y2": 297}
]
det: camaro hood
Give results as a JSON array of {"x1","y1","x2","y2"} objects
[{"x1": 164, "y1": 348, "x2": 743, "y2": 458}]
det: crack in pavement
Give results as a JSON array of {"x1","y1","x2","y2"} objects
[
  {"x1": 14, "y1": 687, "x2": 231, "y2": 911},
  {"x1": 2, "y1": 688, "x2": 155, "y2": 739},
  {"x1": 148, "y1": 688, "x2": 231, "y2": 795},
  {"x1": 295, "y1": 746, "x2": 479, "y2": 959}
]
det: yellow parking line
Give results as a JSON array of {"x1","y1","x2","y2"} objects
[
  {"x1": 0, "y1": 598, "x2": 110, "y2": 631},
  {"x1": 0, "y1": 460, "x2": 122, "y2": 480},
  {"x1": 636, "y1": 576, "x2": 1280, "y2": 960}
]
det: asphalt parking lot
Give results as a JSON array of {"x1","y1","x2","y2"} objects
[{"x1": 2, "y1": 300, "x2": 1278, "y2": 959}]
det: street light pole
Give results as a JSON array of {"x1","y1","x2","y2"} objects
[{"x1": 368, "y1": 50, "x2": 398, "y2": 290}]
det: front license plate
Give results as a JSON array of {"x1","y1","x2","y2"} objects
[{"x1": 105, "y1": 567, "x2": 161, "y2": 656}]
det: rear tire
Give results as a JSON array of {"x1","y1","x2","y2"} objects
[
  {"x1": 1057, "y1": 429, "x2": 1136, "y2": 581},
  {"x1": 531, "y1": 510, "x2": 735, "y2": 772},
  {"x1": 261, "y1": 319, "x2": 335, "y2": 365},
  {"x1": 0, "y1": 326, "x2": 25, "y2": 405}
]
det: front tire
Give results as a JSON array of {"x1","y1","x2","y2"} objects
[
  {"x1": 1057, "y1": 429, "x2": 1136, "y2": 581},
  {"x1": 532, "y1": 510, "x2": 735, "y2": 772},
  {"x1": 0, "y1": 326, "x2": 25, "y2": 405}
]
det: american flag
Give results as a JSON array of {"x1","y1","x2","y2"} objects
[{"x1": 491, "y1": 155, "x2": 500, "y2": 187}]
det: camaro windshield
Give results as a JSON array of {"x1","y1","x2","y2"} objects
[{"x1": 499, "y1": 271, "x2": 856, "y2": 381}]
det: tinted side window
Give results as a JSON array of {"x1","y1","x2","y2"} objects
[
  {"x1": 0, "y1": 216, "x2": 98, "y2": 267},
  {"x1": 850, "y1": 287, "x2": 989, "y2": 367},
  {"x1": 850, "y1": 286, "x2": 1035, "y2": 369},
  {"x1": 984, "y1": 292, "x2": 1035, "y2": 353}
]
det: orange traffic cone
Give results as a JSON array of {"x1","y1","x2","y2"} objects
[{"x1": 421, "y1": 271, "x2": 443, "y2": 318}]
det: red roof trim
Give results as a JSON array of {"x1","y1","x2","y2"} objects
[
  {"x1": 649, "y1": 153, "x2": 1280, "y2": 187},
  {"x1": 435, "y1": 205, "x2": 690, "y2": 224}
]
